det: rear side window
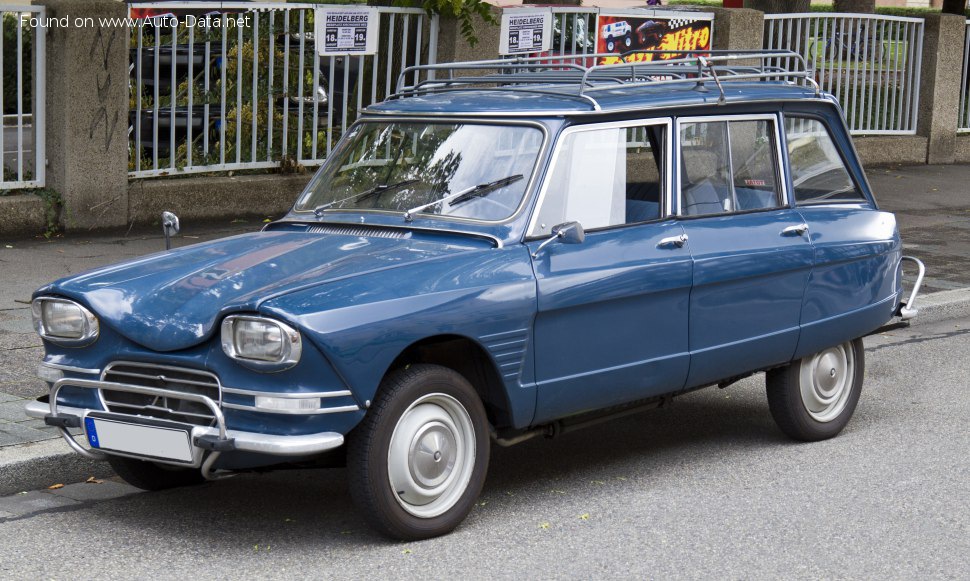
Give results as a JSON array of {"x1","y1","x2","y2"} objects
[
  {"x1": 528, "y1": 123, "x2": 666, "y2": 237},
  {"x1": 679, "y1": 118, "x2": 782, "y2": 216},
  {"x1": 785, "y1": 117, "x2": 864, "y2": 204}
]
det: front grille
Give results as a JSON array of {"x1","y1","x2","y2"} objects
[{"x1": 100, "y1": 362, "x2": 221, "y2": 427}]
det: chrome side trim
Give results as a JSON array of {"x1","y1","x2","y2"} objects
[
  {"x1": 221, "y1": 402, "x2": 360, "y2": 415},
  {"x1": 899, "y1": 256, "x2": 925, "y2": 320},
  {"x1": 221, "y1": 387, "x2": 353, "y2": 399},
  {"x1": 40, "y1": 361, "x2": 101, "y2": 375}
]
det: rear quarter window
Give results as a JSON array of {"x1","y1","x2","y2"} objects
[{"x1": 785, "y1": 117, "x2": 865, "y2": 204}]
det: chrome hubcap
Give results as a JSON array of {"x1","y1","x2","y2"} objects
[
  {"x1": 799, "y1": 343, "x2": 855, "y2": 423},
  {"x1": 387, "y1": 393, "x2": 476, "y2": 518}
]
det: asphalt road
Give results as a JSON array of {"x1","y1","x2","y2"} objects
[{"x1": 0, "y1": 315, "x2": 967, "y2": 579}]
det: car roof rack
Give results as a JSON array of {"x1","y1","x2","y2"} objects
[{"x1": 389, "y1": 50, "x2": 819, "y2": 111}]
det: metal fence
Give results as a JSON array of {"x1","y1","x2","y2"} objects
[
  {"x1": 129, "y1": 2, "x2": 437, "y2": 179},
  {"x1": 0, "y1": 5, "x2": 45, "y2": 190},
  {"x1": 764, "y1": 13, "x2": 923, "y2": 135},
  {"x1": 958, "y1": 20, "x2": 970, "y2": 132}
]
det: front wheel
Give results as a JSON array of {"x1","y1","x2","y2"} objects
[
  {"x1": 766, "y1": 338, "x2": 865, "y2": 441},
  {"x1": 347, "y1": 364, "x2": 490, "y2": 540}
]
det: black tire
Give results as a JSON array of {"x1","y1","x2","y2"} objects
[
  {"x1": 346, "y1": 364, "x2": 490, "y2": 541},
  {"x1": 107, "y1": 455, "x2": 205, "y2": 491},
  {"x1": 766, "y1": 338, "x2": 865, "y2": 442}
]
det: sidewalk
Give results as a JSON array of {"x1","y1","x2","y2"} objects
[{"x1": 2, "y1": 165, "x2": 970, "y2": 492}]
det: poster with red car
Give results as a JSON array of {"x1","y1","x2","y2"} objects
[{"x1": 595, "y1": 11, "x2": 713, "y2": 65}]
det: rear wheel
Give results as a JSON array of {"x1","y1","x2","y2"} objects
[
  {"x1": 766, "y1": 338, "x2": 865, "y2": 441},
  {"x1": 347, "y1": 364, "x2": 489, "y2": 540},
  {"x1": 106, "y1": 455, "x2": 205, "y2": 491}
]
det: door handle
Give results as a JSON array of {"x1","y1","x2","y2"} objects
[
  {"x1": 781, "y1": 223, "x2": 809, "y2": 237},
  {"x1": 657, "y1": 234, "x2": 688, "y2": 249}
]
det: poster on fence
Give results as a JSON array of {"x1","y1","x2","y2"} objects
[
  {"x1": 499, "y1": 8, "x2": 553, "y2": 55},
  {"x1": 595, "y1": 10, "x2": 713, "y2": 65},
  {"x1": 315, "y1": 7, "x2": 379, "y2": 56}
]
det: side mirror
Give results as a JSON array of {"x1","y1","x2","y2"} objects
[
  {"x1": 162, "y1": 211, "x2": 180, "y2": 250},
  {"x1": 531, "y1": 221, "x2": 585, "y2": 259},
  {"x1": 556, "y1": 221, "x2": 585, "y2": 245}
]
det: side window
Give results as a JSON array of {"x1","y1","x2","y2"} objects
[
  {"x1": 680, "y1": 118, "x2": 782, "y2": 216},
  {"x1": 785, "y1": 117, "x2": 865, "y2": 204},
  {"x1": 529, "y1": 123, "x2": 666, "y2": 237}
]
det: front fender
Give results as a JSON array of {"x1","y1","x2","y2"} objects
[{"x1": 261, "y1": 246, "x2": 539, "y2": 428}]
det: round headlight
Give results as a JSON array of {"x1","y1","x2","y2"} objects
[
  {"x1": 31, "y1": 297, "x2": 99, "y2": 345},
  {"x1": 221, "y1": 315, "x2": 302, "y2": 369}
]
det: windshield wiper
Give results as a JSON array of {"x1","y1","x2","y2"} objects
[
  {"x1": 403, "y1": 174, "x2": 523, "y2": 222},
  {"x1": 313, "y1": 178, "x2": 419, "y2": 215}
]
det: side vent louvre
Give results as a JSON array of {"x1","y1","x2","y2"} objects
[{"x1": 307, "y1": 225, "x2": 409, "y2": 239}]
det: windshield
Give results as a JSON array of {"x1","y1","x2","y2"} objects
[{"x1": 296, "y1": 122, "x2": 544, "y2": 222}]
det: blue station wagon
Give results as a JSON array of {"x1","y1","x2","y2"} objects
[{"x1": 27, "y1": 50, "x2": 924, "y2": 540}]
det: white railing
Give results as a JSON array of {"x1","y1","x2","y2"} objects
[
  {"x1": 764, "y1": 13, "x2": 923, "y2": 135},
  {"x1": 129, "y1": 2, "x2": 437, "y2": 179},
  {"x1": 0, "y1": 5, "x2": 45, "y2": 190},
  {"x1": 958, "y1": 20, "x2": 970, "y2": 132}
]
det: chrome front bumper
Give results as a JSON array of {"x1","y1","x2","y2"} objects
[{"x1": 26, "y1": 377, "x2": 344, "y2": 478}]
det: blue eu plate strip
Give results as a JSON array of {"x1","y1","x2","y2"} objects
[{"x1": 84, "y1": 417, "x2": 100, "y2": 448}]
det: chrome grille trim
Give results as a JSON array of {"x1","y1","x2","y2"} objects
[
  {"x1": 221, "y1": 402, "x2": 360, "y2": 415},
  {"x1": 100, "y1": 361, "x2": 222, "y2": 427},
  {"x1": 221, "y1": 387, "x2": 353, "y2": 399}
]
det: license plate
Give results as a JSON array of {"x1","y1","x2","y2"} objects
[{"x1": 84, "y1": 416, "x2": 194, "y2": 463}]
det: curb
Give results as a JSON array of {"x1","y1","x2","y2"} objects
[
  {"x1": 2, "y1": 288, "x2": 969, "y2": 497},
  {"x1": 905, "y1": 287, "x2": 970, "y2": 327},
  {"x1": 0, "y1": 438, "x2": 114, "y2": 497}
]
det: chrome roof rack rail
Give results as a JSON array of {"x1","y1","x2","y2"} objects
[{"x1": 384, "y1": 49, "x2": 819, "y2": 111}]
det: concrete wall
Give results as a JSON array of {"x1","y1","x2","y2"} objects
[{"x1": 127, "y1": 174, "x2": 312, "y2": 225}]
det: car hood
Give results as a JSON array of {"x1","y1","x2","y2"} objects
[{"x1": 36, "y1": 228, "x2": 490, "y2": 352}]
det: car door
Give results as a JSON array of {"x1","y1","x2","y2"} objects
[
  {"x1": 677, "y1": 115, "x2": 815, "y2": 388},
  {"x1": 782, "y1": 113, "x2": 900, "y2": 359},
  {"x1": 527, "y1": 119, "x2": 693, "y2": 424}
]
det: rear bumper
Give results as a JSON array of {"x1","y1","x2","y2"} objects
[
  {"x1": 896, "y1": 256, "x2": 925, "y2": 320},
  {"x1": 25, "y1": 377, "x2": 345, "y2": 475}
]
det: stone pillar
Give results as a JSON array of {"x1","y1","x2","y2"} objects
[
  {"x1": 435, "y1": 6, "x2": 502, "y2": 64},
  {"x1": 38, "y1": 0, "x2": 129, "y2": 231},
  {"x1": 917, "y1": 14, "x2": 966, "y2": 165},
  {"x1": 711, "y1": 7, "x2": 764, "y2": 52}
]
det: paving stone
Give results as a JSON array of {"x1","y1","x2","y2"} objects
[
  {"x1": 46, "y1": 480, "x2": 141, "y2": 502},
  {"x1": 0, "y1": 490, "x2": 80, "y2": 516},
  {"x1": 0, "y1": 391, "x2": 20, "y2": 404},
  {"x1": 0, "y1": 420, "x2": 57, "y2": 446},
  {"x1": 0, "y1": 400, "x2": 30, "y2": 422},
  {"x1": 0, "y1": 510, "x2": 14, "y2": 518}
]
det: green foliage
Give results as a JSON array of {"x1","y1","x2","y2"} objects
[
  {"x1": 33, "y1": 188, "x2": 62, "y2": 239},
  {"x1": 400, "y1": 0, "x2": 497, "y2": 47}
]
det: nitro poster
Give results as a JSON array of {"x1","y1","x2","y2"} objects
[{"x1": 595, "y1": 12, "x2": 713, "y2": 65}]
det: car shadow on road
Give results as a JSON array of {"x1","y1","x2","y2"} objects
[{"x1": 66, "y1": 386, "x2": 819, "y2": 548}]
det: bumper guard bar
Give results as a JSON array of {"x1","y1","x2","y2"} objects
[{"x1": 29, "y1": 378, "x2": 344, "y2": 480}]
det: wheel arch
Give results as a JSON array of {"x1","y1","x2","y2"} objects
[{"x1": 386, "y1": 334, "x2": 514, "y2": 431}]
